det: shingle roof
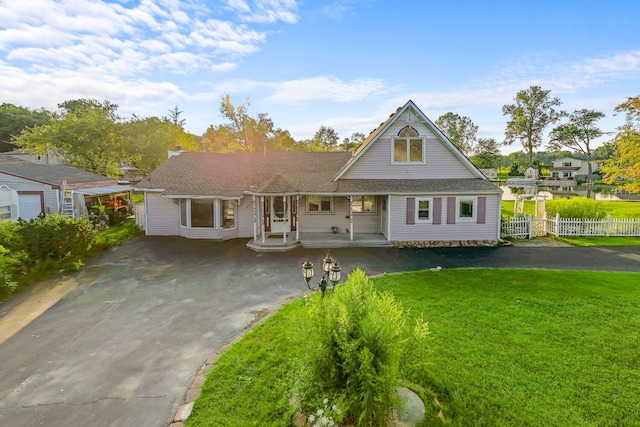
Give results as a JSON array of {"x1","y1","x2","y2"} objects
[
  {"x1": 0, "y1": 154, "x2": 116, "y2": 187},
  {"x1": 135, "y1": 151, "x2": 502, "y2": 197},
  {"x1": 336, "y1": 179, "x2": 502, "y2": 194},
  {"x1": 135, "y1": 151, "x2": 353, "y2": 197}
]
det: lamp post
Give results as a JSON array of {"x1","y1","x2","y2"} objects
[{"x1": 302, "y1": 253, "x2": 342, "y2": 296}]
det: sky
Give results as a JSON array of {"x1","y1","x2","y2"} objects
[{"x1": 1, "y1": 0, "x2": 640, "y2": 154}]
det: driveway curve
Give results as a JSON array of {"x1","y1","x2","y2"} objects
[{"x1": 0, "y1": 237, "x2": 638, "y2": 426}]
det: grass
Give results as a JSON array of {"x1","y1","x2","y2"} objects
[
  {"x1": 556, "y1": 236, "x2": 640, "y2": 247},
  {"x1": 92, "y1": 219, "x2": 143, "y2": 250},
  {"x1": 501, "y1": 200, "x2": 640, "y2": 219},
  {"x1": 187, "y1": 269, "x2": 640, "y2": 427}
]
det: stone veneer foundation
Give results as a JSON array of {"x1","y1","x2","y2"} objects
[{"x1": 393, "y1": 240, "x2": 501, "y2": 248}]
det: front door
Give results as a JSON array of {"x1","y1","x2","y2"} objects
[{"x1": 271, "y1": 196, "x2": 291, "y2": 234}]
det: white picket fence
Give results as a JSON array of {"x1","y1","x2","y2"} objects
[
  {"x1": 501, "y1": 214, "x2": 640, "y2": 239},
  {"x1": 134, "y1": 203, "x2": 145, "y2": 231}
]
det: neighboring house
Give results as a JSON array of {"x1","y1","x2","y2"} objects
[
  {"x1": 550, "y1": 157, "x2": 600, "y2": 180},
  {"x1": 479, "y1": 168, "x2": 498, "y2": 179},
  {"x1": 5, "y1": 149, "x2": 63, "y2": 165},
  {"x1": 135, "y1": 100, "x2": 503, "y2": 251},
  {"x1": 524, "y1": 167, "x2": 539, "y2": 180},
  {"x1": 0, "y1": 154, "x2": 132, "y2": 221}
]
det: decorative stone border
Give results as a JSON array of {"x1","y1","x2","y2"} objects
[{"x1": 393, "y1": 240, "x2": 500, "y2": 248}]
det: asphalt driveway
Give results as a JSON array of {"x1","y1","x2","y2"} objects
[{"x1": 0, "y1": 237, "x2": 638, "y2": 426}]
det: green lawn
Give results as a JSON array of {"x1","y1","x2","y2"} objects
[
  {"x1": 501, "y1": 200, "x2": 640, "y2": 219},
  {"x1": 187, "y1": 269, "x2": 640, "y2": 427}
]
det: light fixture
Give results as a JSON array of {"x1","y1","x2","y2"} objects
[{"x1": 301, "y1": 253, "x2": 342, "y2": 296}]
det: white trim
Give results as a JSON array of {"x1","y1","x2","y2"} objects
[
  {"x1": 456, "y1": 196, "x2": 477, "y2": 222},
  {"x1": 306, "y1": 195, "x2": 333, "y2": 214},
  {"x1": 391, "y1": 136, "x2": 426, "y2": 164},
  {"x1": 332, "y1": 100, "x2": 488, "y2": 181},
  {"x1": 415, "y1": 197, "x2": 433, "y2": 223}
]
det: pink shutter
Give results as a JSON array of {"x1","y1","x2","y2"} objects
[
  {"x1": 447, "y1": 197, "x2": 456, "y2": 224},
  {"x1": 406, "y1": 197, "x2": 415, "y2": 225},
  {"x1": 477, "y1": 196, "x2": 486, "y2": 224},
  {"x1": 433, "y1": 197, "x2": 442, "y2": 225}
]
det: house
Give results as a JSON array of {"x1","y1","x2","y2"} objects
[
  {"x1": 0, "y1": 154, "x2": 132, "y2": 221},
  {"x1": 479, "y1": 168, "x2": 498, "y2": 179},
  {"x1": 550, "y1": 157, "x2": 600, "y2": 180},
  {"x1": 135, "y1": 100, "x2": 503, "y2": 250},
  {"x1": 524, "y1": 167, "x2": 539, "y2": 180}
]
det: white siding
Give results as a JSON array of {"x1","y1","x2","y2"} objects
[
  {"x1": 342, "y1": 136, "x2": 476, "y2": 179},
  {"x1": 236, "y1": 196, "x2": 255, "y2": 238},
  {"x1": 389, "y1": 194, "x2": 500, "y2": 242},
  {"x1": 145, "y1": 192, "x2": 180, "y2": 236},
  {"x1": 296, "y1": 196, "x2": 382, "y2": 234},
  {"x1": 0, "y1": 172, "x2": 60, "y2": 214}
]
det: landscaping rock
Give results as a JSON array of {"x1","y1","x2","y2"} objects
[{"x1": 392, "y1": 387, "x2": 425, "y2": 426}]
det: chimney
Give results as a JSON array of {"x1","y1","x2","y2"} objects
[{"x1": 168, "y1": 145, "x2": 184, "y2": 158}]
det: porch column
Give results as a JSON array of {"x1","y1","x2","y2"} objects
[
  {"x1": 260, "y1": 196, "x2": 266, "y2": 245},
  {"x1": 296, "y1": 195, "x2": 300, "y2": 241},
  {"x1": 349, "y1": 195, "x2": 354, "y2": 241},
  {"x1": 283, "y1": 195, "x2": 287, "y2": 245},
  {"x1": 252, "y1": 195, "x2": 257, "y2": 242}
]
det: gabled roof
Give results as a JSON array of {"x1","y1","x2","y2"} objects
[
  {"x1": 0, "y1": 154, "x2": 116, "y2": 188},
  {"x1": 135, "y1": 151, "x2": 352, "y2": 197},
  {"x1": 333, "y1": 100, "x2": 486, "y2": 180}
]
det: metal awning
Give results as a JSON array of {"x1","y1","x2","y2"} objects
[{"x1": 73, "y1": 185, "x2": 133, "y2": 196}]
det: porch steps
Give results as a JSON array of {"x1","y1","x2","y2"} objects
[{"x1": 301, "y1": 240, "x2": 393, "y2": 249}]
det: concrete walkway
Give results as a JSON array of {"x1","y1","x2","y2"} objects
[{"x1": 0, "y1": 237, "x2": 638, "y2": 427}]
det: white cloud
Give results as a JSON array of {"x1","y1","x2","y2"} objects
[{"x1": 264, "y1": 76, "x2": 391, "y2": 103}]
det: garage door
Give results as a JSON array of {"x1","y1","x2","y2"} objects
[{"x1": 18, "y1": 193, "x2": 43, "y2": 220}]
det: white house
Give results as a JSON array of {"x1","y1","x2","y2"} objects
[
  {"x1": 551, "y1": 157, "x2": 600, "y2": 180},
  {"x1": 135, "y1": 101, "x2": 503, "y2": 251}
]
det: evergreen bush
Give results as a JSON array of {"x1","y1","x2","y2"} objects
[{"x1": 301, "y1": 269, "x2": 429, "y2": 426}]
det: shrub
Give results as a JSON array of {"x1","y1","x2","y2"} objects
[
  {"x1": 546, "y1": 197, "x2": 607, "y2": 219},
  {"x1": 0, "y1": 245, "x2": 18, "y2": 296},
  {"x1": 301, "y1": 269, "x2": 428, "y2": 426}
]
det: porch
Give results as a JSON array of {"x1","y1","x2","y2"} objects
[{"x1": 246, "y1": 232, "x2": 392, "y2": 252}]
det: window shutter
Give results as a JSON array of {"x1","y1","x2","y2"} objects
[
  {"x1": 447, "y1": 197, "x2": 456, "y2": 224},
  {"x1": 406, "y1": 197, "x2": 415, "y2": 225},
  {"x1": 477, "y1": 196, "x2": 486, "y2": 224},
  {"x1": 433, "y1": 197, "x2": 442, "y2": 225}
]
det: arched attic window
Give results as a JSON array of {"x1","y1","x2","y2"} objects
[
  {"x1": 398, "y1": 126, "x2": 419, "y2": 137},
  {"x1": 393, "y1": 126, "x2": 425, "y2": 163}
]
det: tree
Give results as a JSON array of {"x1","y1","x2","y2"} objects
[
  {"x1": 592, "y1": 142, "x2": 614, "y2": 160},
  {"x1": 435, "y1": 112, "x2": 478, "y2": 156},
  {"x1": 470, "y1": 137, "x2": 501, "y2": 168},
  {"x1": 502, "y1": 86, "x2": 563, "y2": 165},
  {"x1": 0, "y1": 103, "x2": 51, "y2": 151},
  {"x1": 313, "y1": 125, "x2": 339, "y2": 150},
  {"x1": 13, "y1": 99, "x2": 127, "y2": 177},
  {"x1": 121, "y1": 117, "x2": 199, "y2": 174},
  {"x1": 341, "y1": 132, "x2": 365, "y2": 152},
  {"x1": 205, "y1": 95, "x2": 296, "y2": 153},
  {"x1": 602, "y1": 96, "x2": 640, "y2": 192},
  {"x1": 164, "y1": 106, "x2": 186, "y2": 128},
  {"x1": 548, "y1": 109, "x2": 605, "y2": 175}
]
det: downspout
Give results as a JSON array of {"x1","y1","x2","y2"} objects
[
  {"x1": 296, "y1": 195, "x2": 300, "y2": 242},
  {"x1": 252, "y1": 195, "x2": 257, "y2": 242},
  {"x1": 260, "y1": 196, "x2": 265, "y2": 245},
  {"x1": 349, "y1": 195, "x2": 353, "y2": 241},
  {"x1": 283, "y1": 195, "x2": 287, "y2": 245}
]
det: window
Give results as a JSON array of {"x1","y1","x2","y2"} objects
[
  {"x1": 307, "y1": 195, "x2": 332, "y2": 213},
  {"x1": 393, "y1": 126, "x2": 424, "y2": 163},
  {"x1": 220, "y1": 199, "x2": 235, "y2": 229},
  {"x1": 180, "y1": 199, "x2": 187, "y2": 226},
  {"x1": 457, "y1": 198, "x2": 475, "y2": 220},
  {"x1": 191, "y1": 199, "x2": 214, "y2": 227},
  {"x1": 0, "y1": 206, "x2": 11, "y2": 220},
  {"x1": 416, "y1": 198, "x2": 431, "y2": 222},
  {"x1": 352, "y1": 196, "x2": 376, "y2": 213},
  {"x1": 563, "y1": 162, "x2": 572, "y2": 167}
]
